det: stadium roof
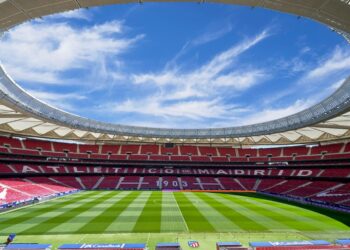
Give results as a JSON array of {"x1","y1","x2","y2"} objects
[{"x1": 0, "y1": 0, "x2": 350, "y2": 145}]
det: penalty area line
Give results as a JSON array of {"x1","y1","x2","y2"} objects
[
  {"x1": 77, "y1": 234, "x2": 89, "y2": 243},
  {"x1": 172, "y1": 192, "x2": 190, "y2": 232}
]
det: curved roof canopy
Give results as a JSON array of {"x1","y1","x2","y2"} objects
[{"x1": 0, "y1": 0, "x2": 350, "y2": 145}]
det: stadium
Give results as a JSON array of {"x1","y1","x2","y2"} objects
[{"x1": 0, "y1": 0, "x2": 350, "y2": 249}]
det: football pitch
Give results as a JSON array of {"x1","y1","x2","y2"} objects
[{"x1": 0, "y1": 191, "x2": 349, "y2": 249}]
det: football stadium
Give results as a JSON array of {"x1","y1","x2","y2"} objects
[{"x1": 0, "y1": 0, "x2": 350, "y2": 249}]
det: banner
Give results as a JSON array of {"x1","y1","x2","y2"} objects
[{"x1": 15, "y1": 165, "x2": 330, "y2": 178}]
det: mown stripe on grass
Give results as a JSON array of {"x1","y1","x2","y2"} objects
[
  {"x1": 196, "y1": 192, "x2": 267, "y2": 231},
  {"x1": 105, "y1": 191, "x2": 152, "y2": 233},
  {"x1": 133, "y1": 191, "x2": 163, "y2": 232},
  {"x1": 0, "y1": 192, "x2": 89, "y2": 217},
  {"x1": 173, "y1": 192, "x2": 215, "y2": 232},
  {"x1": 49, "y1": 191, "x2": 127, "y2": 233},
  {"x1": 184, "y1": 192, "x2": 240, "y2": 232},
  {"x1": 212, "y1": 193, "x2": 293, "y2": 231},
  {"x1": 0, "y1": 192, "x2": 103, "y2": 234},
  {"x1": 19, "y1": 191, "x2": 115, "y2": 235},
  {"x1": 160, "y1": 192, "x2": 188, "y2": 232},
  {"x1": 251, "y1": 194, "x2": 349, "y2": 229},
  {"x1": 0, "y1": 191, "x2": 94, "y2": 232},
  {"x1": 235, "y1": 195, "x2": 348, "y2": 231},
  {"x1": 0, "y1": 192, "x2": 91, "y2": 220},
  {"x1": 224, "y1": 194, "x2": 321, "y2": 232},
  {"x1": 76, "y1": 191, "x2": 141, "y2": 234}
]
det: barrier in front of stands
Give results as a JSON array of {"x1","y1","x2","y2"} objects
[
  {"x1": 155, "y1": 242, "x2": 181, "y2": 250},
  {"x1": 216, "y1": 242, "x2": 246, "y2": 250},
  {"x1": 3, "y1": 240, "x2": 350, "y2": 250},
  {"x1": 335, "y1": 239, "x2": 350, "y2": 247},
  {"x1": 250, "y1": 240, "x2": 331, "y2": 249},
  {"x1": 58, "y1": 244, "x2": 146, "y2": 250},
  {"x1": 3, "y1": 244, "x2": 52, "y2": 250}
]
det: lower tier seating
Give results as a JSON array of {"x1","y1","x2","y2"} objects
[
  {"x1": 1, "y1": 176, "x2": 349, "y2": 208},
  {"x1": 0, "y1": 177, "x2": 77, "y2": 205}
]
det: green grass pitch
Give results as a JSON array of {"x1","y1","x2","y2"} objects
[{"x1": 0, "y1": 191, "x2": 349, "y2": 249}]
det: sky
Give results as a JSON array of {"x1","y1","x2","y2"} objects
[{"x1": 0, "y1": 3, "x2": 350, "y2": 129}]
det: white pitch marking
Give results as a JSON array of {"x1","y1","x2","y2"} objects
[
  {"x1": 172, "y1": 192, "x2": 189, "y2": 232},
  {"x1": 77, "y1": 234, "x2": 88, "y2": 243}
]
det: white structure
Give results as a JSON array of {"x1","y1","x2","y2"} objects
[{"x1": 0, "y1": 0, "x2": 350, "y2": 145}]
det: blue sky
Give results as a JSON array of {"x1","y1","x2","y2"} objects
[{"x1": 0, "y1": 3, "x2": 350, "y2": 129}]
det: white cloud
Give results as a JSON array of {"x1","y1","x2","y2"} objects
[
  {"x1": 110, "y1": 29, "x2": 271, "y2": 123},
  {"x1": 5, "y1": 14, "x2": 326, "y2": 129},
  {"x1": 27, "y1": 89, "x2": 86, "y2": 112},
  {"x1": 166, "y1": 22, "x2": 233, "y2": 68},
  {"x1": 212, "y1": 70, "x2": 266, "y2": 89},
  {"x1": 0, "y1": 20, "x2": 143, "y2": 85},
  {"x1": 329, "y1": 78, "x2": 345, "y2": 92},
  {"x1": 240, "y1": 99, "x2": 314, "y2": 125},
  {"x1": 262, "y1": 46, "x2": 350, "y2": 107},
  {"x1": 47, "y1": 9, "x2": 91, "y2": 21},
  {"x1": 132, "y1": 29, "x2": 270, "y2": 97},
  {"x1": 112, "y1": 97, "x2": 239, "y2": 120},
  {"x1": 305, "y1": 46, "x2": 350, "y2": 81}
]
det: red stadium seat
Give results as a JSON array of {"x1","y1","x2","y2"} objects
[
  {"x1": 217, "y1": 147, "x2": 236, "y2": 157},
  {"x1": 23, "y1": 139, "x2": 52, "y2": 151},
  {"x1": 198, "y1": 146, "x2": 218, "y2": 156},
  {"x1": 0, "y1": 137, "x2": 23, "y2": 148},
  {"x1": 141, "y1": 144, "x2": 159, "y2": 154},
  {"x1": 179, "y1": 145, "x2": 198, "y2": 155},
  {"x1": 120, "y1": 145, "x2": 140, "y2": 154},
  {"x1": 53, "y1": 142, "x2": 78, "y2": 153},
  {"x1": 283, "y1": 146, "x2": 309, "y2": 156},
  {"x1": 79, "y1": 144, "x2": 99, "y2": 154},
  {"x1": 101, "y1": 145, "x2": 120, "y2": 154},
  {"x1": 237, "y1": 148, "x2": 258, "y2": 157},
  {"x1": 160, "y1": 145, "x2": 179, "y2": 155}
]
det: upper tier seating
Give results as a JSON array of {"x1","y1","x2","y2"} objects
[
  {"x1": 1, "y1": 136, "x2": 350, "y2": 164},
  {"x1": 79, "y1": 144, "x2": 99, "y2": 154},
  {"x1": 237, "y1": 148, "x2": 257, "y2": 157},
  {"x1": 311, "y1": 143, "x2": 343, "y2": 155},
  {"x1": 283, "y1": 146, "x2": 309, "y2": 156},
  {"x1": 101, "y1": 145, "x2": 120, "y2": 154},
  {"x1": 141, "y1": 145, "x2": 159, "y2": 155},
  {"x1": 180, "y1": 146, "x2": 198, "y2": 156},
  {"x1": 0, "y1": 137, "x2": 22, "y2": 148},
  {"x1": 160, "y1": 145, "x2": 179, "y2": 155},
  {"x1": 23, "y1": 139, "x2": 52, "y2": 151},
  {"x1": 259, "y1": 148, "x2": 282, "y2": 157},
  {"x1": 53, "y1": 142, "x2": 77, "y2": 153},
  {"x1": 198, "y1": 146, "x2": 218, "y2": 156},
  {"x1": 120, "y1": 145, "x2": 140, "y2": 154},
  {"x1": 217, "y1": 147, "x2": 236, "y2": 157}
]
